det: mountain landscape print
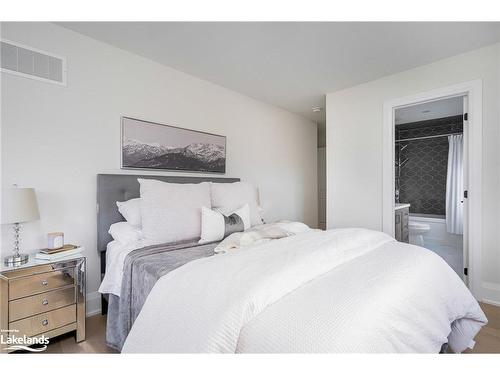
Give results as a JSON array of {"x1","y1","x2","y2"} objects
[{"x1": 121, "y1": 117, "x2": 226, "y2": 173}]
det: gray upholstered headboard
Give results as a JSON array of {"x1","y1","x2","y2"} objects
[{"x1": 96, "y1": 174, "x2": 240, "y2": 253}]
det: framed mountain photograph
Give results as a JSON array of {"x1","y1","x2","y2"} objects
[{"x1": 121, "y1": 117, "x2": 226, "y2": 173}]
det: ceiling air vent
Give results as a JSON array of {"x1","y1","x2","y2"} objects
[{"x1": 1, "y1": 40, "x2": 66, "y2": 86}]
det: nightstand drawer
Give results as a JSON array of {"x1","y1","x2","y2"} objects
[
  {"x1": 9, "y1": 268, "x2": 75, "y2": 300},
  {"x1": 10, "y1": 304, "x2": 76, "y2": 337},
  {"x1": 9, "y1": 286, "x2": 75, "y2": 322}
]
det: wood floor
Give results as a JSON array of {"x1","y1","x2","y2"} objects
[
  {"x1": 466, "y1": 302, "x2": 500, "y2": 353},
  {"x1": 26, "y1": 302, "x2": 500, "y2": 353},
  {"x1": 42, "y1": 314, "x2": 117, "y2": 354}
]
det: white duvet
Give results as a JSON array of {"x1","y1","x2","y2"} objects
[{"x1": 122, "y1": 228, "x2": 487, "y2": 353}]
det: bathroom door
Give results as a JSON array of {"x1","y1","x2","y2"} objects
[{"x1": 462, "y1": 95, "x2": 469, "y2": 285}]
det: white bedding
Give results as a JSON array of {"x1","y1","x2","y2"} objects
[
  {"x1": 122, "y1": 228, "x2": 487, "y2": 353},
  {"x1": 99, "y1": 239, "x2": 153, "y2": 297},
  {"x1": 99, "y1": 222, "x2": 310, "y2": 296}
]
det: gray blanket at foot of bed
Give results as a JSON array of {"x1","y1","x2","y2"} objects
[{"x1": 105, "y1": 240, "x2": 218, "y2": 351}]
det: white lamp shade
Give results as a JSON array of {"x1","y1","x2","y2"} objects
[{"x1": 1, "y1": 187, "x2": 40, "y2": 224}]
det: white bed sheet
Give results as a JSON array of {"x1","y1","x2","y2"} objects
[{"x1": 98, "y1": 239, "x2": 153, "y2": 297}]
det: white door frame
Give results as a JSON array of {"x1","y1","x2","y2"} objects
[{"x1": 382, "y1": 79, "x2": 483, "y2": 300}]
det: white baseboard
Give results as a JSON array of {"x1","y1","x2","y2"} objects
[
  {"x1": 482, "y1": 298, "x2": 500, "y2": 307},
  {"x1": 86, "y1": 291, "x2": 101, "y2": 317},
  {"x1": 481, "y1": 282, "x2": 500, "y2": 306}
]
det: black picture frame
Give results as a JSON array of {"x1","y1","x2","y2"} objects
[{"x1": 121, "y1": 117, "x2": 226, "y2": 174}]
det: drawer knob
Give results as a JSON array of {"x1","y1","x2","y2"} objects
[
  {"x1": 42, "y1": 319, "x2": 49, "y2": 326},
  {"x1": 42, "y1": 299, "x2": 49, "y2": 306},
  {"x1": 42, "y1": 280, "x2": 48, "y2": 286}
]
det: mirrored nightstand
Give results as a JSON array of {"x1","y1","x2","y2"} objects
[{"x1": 0, "y1": 253, "x2": 86, "y2": 353}]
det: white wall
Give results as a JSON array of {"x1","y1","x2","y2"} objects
[
  {"x1": 1, "y1": 22, "x2": 318, "y2": 314},
  {"x1": 317, "y1": 147, "x2": 326, "y2": 230},
  {"x1": 326, "y1": 43, "x2": 500, "y2": 304}
]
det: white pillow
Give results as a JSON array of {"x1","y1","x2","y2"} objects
[
  {"x1": 139, "y1": 179, "x2": 211, "y2": 244},
  {"x1": 199, "y1": 204, "x2": 250, "y2": 244},
  {"x1": 108, "y1": 221, "x2": 143, "y2": 244},
  {"x1": 210, "y1": 182, "x2": 263, "y2": 226},
  {"x1": 116, "y1": 198, "x2": 142, "y2": 227}
]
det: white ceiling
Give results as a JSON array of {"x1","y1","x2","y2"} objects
[
  {"x1": 57, "y1": 22, "x2": 500, "y2": 127},
  {"x1": 395, "y1": 96, "x2": 464, "y2": 125}
]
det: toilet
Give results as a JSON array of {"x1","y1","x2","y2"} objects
[{"x1": 409, "y1": 221, "x2": 431, "y2": 246}]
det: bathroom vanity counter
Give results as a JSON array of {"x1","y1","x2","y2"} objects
[
  {"x1": 395, "y1": 203, "x2": 410, "y2": 210},
  {"x1": 394, "y1": 203, "x2": 410, "y2": 243}
]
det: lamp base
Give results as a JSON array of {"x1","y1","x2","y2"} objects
[{"x1": 4, "y1": 253, "x2": 29, "y2": 266}]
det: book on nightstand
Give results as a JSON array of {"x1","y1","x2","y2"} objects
[{"x1": 35, "y1": 244, "x2": 82, "y2": 260}]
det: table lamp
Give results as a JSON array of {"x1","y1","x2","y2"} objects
[{"x1": 2, "y1": 187, "x2": 40, "y2": 266}]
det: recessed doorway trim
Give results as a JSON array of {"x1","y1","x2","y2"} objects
[{"x1": 382, "y1": 79, "x2": 483, "y2": 300}]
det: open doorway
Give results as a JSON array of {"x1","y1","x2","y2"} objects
[
  {"x1": 393, "y1": 96, "x2": 466, "y2": 278},
  {"x1": 383, "y1": 80, "x2": 483, "y2": 297}
]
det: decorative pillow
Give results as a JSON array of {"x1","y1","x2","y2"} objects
[
  {"x1": 210, "y1": 182, "x2": 263, "y2": 226},
  {"x1": 116, "y1": 198, "x2": 142, "y2": 227},
  {"x1": 138, "y1": 179, "x2": 211, "y2": 244},
  {"x1": 199, "y1": 204, "x2": 250, "y2": 244},
  {"x1": 109, "y1": 221, "x2": 143, "y2": 244}
]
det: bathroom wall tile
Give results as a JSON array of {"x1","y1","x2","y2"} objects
[{"x1": 395, "y1": 115, "x2": 463, "y2": 215}]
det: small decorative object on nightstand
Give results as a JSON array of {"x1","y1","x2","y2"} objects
[
  {"x1": 47, "y1": 232, "x2": 64, "y2": 250},
  {"x1": 0, "y1": 252, "x2": 86, "y2": 353},
  {"x1": 1, "y1": 186, "x2": 40, "y2": 266}
]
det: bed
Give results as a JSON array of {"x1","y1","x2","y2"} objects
[
  {"x1": 97, "y1": 174, "x2": 487, "y2": 353},
  {"x1": 97, "y1": 174, "x2": 239, "y2": 350}
]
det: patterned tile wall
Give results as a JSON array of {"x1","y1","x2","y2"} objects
[{"x1": 395, "y1": 115, "x2": 463, "y2": 215}]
